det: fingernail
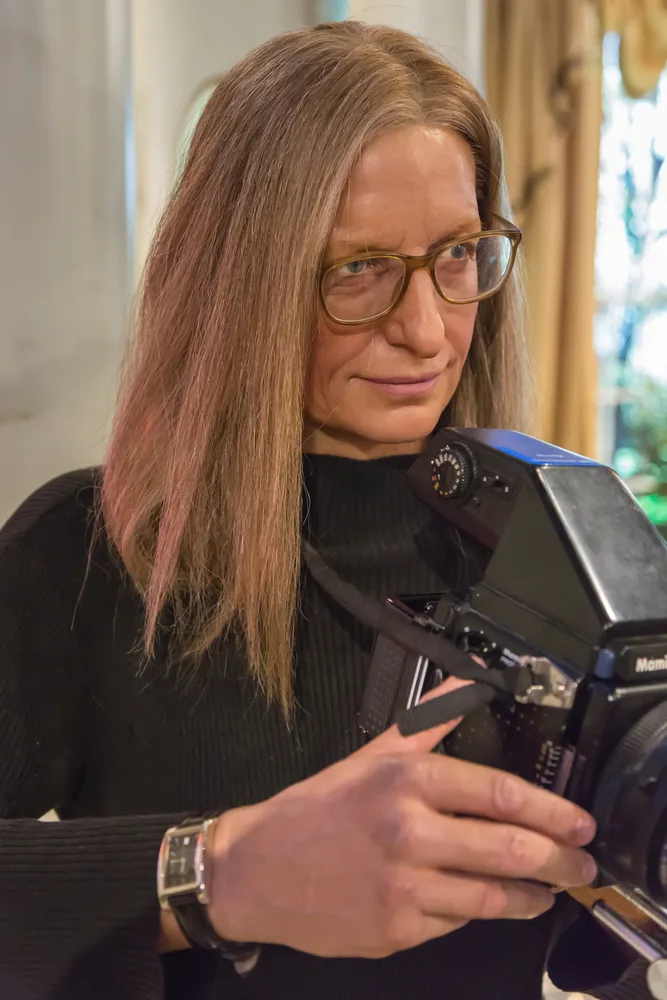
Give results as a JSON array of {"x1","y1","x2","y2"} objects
[
  {"x1": 581, "y1": 854, "x2": 598, "y2": 884},
  {"x1": 573, "y1": 814, "x2": 596, "y2": 845}
]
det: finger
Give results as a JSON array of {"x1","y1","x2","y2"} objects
[
  {"x1": 413, "y1": 755, "x2": 597, "y2": 848},
  {"x1": 361, "y1": 676, "x2": 471, "y2": 757},
  {"x1": 398, "y1": 809, "x2": 596, "y2": 888},
  {"x1": 413, "y1": 868, "x2": 555, "y2": 921},
  {"x1": 384, "y1": 915, "x2": 468, "y2": 954},
  {"x1": 414, "y1": 915, "x2": 468, "y2": 946}
]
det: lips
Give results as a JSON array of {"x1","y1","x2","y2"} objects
[
  {"x1": 365, "y1": 373, "x2": 441, "y2": 384},
  {"x1": 358, "y1": 372, "x2": 442, "y2": 397}
]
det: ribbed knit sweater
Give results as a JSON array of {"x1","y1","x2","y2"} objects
[{"x1": 0, "y1": 454, "x2": 645, "y2": 999}]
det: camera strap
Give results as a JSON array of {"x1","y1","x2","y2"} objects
[{"x1": 301, "y1": 540, "x2": 531, "y2": 735}]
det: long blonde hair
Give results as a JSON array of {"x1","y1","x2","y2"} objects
[{"x1": 102, "y1": 21, "x2": 531, "y2": 713}]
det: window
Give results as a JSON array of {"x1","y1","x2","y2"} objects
[{"x1": 596, "y1": 33, "x2": 667, "y2": 535}]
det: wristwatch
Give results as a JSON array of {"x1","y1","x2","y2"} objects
[{"x1": 157, "y1": 815, "x2": 260, "y2": 963}]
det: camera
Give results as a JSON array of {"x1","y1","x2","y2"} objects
[{"x1": 355, "y1": 428, "x2": 667, "y2": 992}]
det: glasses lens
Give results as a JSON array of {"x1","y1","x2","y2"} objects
[
  {"x1": 322, "y1": 256, "x2": 405, "y2": 323},
  {"x1": 434, "y1": 233, "x2": 513, "y2": 303}
]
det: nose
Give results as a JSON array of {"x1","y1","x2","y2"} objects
[{"x1": 382, "y1": 267, "x2": 445, "y2": 359}]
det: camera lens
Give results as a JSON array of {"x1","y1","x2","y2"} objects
[{"x1": 591, "y1": 701, "x2": 667, "y2": 902}]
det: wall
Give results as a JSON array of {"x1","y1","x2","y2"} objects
[
  {"x1": 0, "y1": 0, "x2": 132, "y2": 523},
  {"x1": 0, "y1": 0, "x2": 312, "y2": 523},
  {"x1": 0, "y1": 0, "x2": 485, "y2": 524},
  {"x1": 132, "y1": 0, "x2": 486, "y2": 271},
  {"x1": 348, "y1": 0, "x2": 486, "y2": 92},
  {"x1": 132, "y1": 0, "x2": 311, "y2": 272}
]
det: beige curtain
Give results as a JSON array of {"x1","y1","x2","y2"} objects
[
  {"x1": 485, "y1": 0, "x2": 667, "y2": 928},
  {"x1": 486, "y1": 0, "x2": 602, "y2": 457},
  {"x1": 601, "y1": 0, "x2": 667, "y2": 96}
]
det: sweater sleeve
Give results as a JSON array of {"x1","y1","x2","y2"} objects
[
  {"x1": 590, "y1": 961, "x2": 653, "y2": 999},
  {"x1": 0, "y1": 536, "x2": 185, "y2": 1000}
]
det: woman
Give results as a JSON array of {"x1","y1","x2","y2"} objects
[{"x1": 0, "y1": 20, "x2": 641, "y2": 1000}]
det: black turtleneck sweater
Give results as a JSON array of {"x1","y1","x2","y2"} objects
[{"x1": 0, "y1": 455, "x2": 642, "y2": 1000}]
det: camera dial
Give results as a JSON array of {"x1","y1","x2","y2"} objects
[{"x1": 431, "y1": 444, "x2": 477, "y2": 500}]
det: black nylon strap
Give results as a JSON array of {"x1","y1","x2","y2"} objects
[
  {"x1": 395, "y1": 680, "x2": 497, "y2": 735},
  {"x1": 302, "y1": 540, "x2": 527, "y2": 701}
]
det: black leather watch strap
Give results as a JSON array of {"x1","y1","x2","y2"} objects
[{"x1": 171, "y1": 894, "x2": 259, "y2": 961}]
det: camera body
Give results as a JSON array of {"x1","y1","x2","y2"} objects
[{"x1": 359, "y1": 428, "x2": 667, "y2": 904}]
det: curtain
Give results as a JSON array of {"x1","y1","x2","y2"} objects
[
  {"x1": 486, "y1": 0, "x2": 667, "y2": 937},
  {"x1": 485, "y1": 0, "x2": 602, "y2": 456},
  {"x1": 601, "y1": 0, "x2": 667, "y2": 96}
]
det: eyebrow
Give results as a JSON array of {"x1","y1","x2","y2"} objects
[{"x1": 329, "y1": 218, "x2": 484, "y2": 260}]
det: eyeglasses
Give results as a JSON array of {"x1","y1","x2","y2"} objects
[{"x1": 319, "y1": 218, "x2": 522, "y2": 326}]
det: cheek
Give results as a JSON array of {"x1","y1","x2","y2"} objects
[
  {"x1": 443, "y1": 302, "x2": 478, "y2": 362},
  {"x1": 304, "y1": 317, "x2": 370, "y2": 412}
]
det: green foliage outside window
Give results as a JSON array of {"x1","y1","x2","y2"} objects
[{"x1": 596, "y1": 35, "x2": 667, "y2": 536}]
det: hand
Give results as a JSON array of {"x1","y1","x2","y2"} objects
[{"x1": 207, "y1": 679, "x2": 597, "y2": 959}]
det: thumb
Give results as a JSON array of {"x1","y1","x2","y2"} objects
[{"x1": 359, "y1": 675, "x2": 472, "y2": 757}]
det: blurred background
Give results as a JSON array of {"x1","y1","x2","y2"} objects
[{"x1": 1, "y1": 0, "x2": 666, "y2": 534}]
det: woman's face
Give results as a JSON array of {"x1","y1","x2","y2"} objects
[{"x1": 304, "y1": 125, "x2": 480, "y2": 459}]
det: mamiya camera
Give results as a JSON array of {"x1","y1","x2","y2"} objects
[{"x1": 359, "y1": 428, "x2": 667, "y2": 996}]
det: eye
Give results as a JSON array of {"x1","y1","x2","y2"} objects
[
  {"x1": 341, "y1": 259, "x2": 372, "y2": 276},
  {"x1": 446, "y1": 241, "x2": 478, "y2": 261},
  {"x1": 327, "y1": 257, "x2": 395, "y2": 283}
]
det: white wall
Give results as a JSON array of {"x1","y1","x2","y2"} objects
[
  {"x1": 132, "y1": 0, "x2": 311, "y2": 272},
  {"x1": 348, "y1": 0, "x2": 486, "y2": 93},
  {"x1": 0, "y1": 0, "x2": 132, "y2": 523},
  {"x1": 0, "y1": 0, "x2": 312, "y2": 523}
]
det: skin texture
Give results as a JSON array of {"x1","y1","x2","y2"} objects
[
  {"x1": 304, "y1": 126, "x2": 480, "y2": 460},
  {"x1": 160, "y1": 127, "x2": 597, "y2": 956},
  {"x1": 161, "y1": 679, "x2": 597, "y2": 955},
  {"x1": 206, "y1": 678, "x2": 596, "y2": 958}
]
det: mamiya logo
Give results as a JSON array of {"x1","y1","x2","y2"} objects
[
  {"x1": 636, "y1": 655, "x2": 667, "y2": 673},
  {"x1": 500, "y1": 646, "x2": 522, "y2": 668}
]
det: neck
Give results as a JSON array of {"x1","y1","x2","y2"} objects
[{"x1": 303, "y1": 424, "x2": 425, "y2": 460}]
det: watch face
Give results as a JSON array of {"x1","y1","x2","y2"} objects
[
  {"x1": 158, "y1": 822, "x2": 212, "y2": 907},
  {"x1": 166, "y1": 833, "x2": 198, "y2": 889}
]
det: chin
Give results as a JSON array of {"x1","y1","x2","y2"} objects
[{"x1": 352, "y1": 408, "x2": 442, "y2": 447}]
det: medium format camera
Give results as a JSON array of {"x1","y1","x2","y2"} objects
[{"x1": 357, "y1": 428, "x2": 667, "y2": 995}]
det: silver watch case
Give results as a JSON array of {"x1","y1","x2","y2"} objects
[{"x1": 157, "y1": 818, "x2": 215, "y2": 911}]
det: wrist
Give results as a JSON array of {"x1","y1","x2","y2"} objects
[
  {"x1": 157, "y1": 812, "x2": 260, "y2": 962},
  {"x1": 207, "y1": 806, "x2": 259, "y2": 943},
  {"x1": 158, "y1": 909, "x2": 191, "y2": 953}
]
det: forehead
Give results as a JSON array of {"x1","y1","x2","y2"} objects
[{"x1": 330, "y1": 125, "x2": 480, "y2": 255}]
